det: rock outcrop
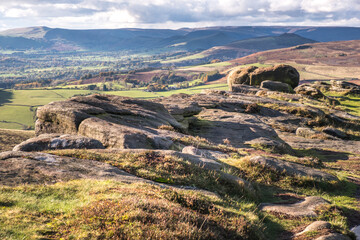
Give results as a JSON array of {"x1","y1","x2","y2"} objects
[
  {"x1": 182, "y1": 146, "x2": 229, "y2": 161},
  {"x1": 260, "y1": 80, "x2": 293, "y2": 93},
  {"x1": 228, "y1": 64, "x2": 300, "y2": 90},
  {"x1": 260, "y1": 196, "x2": 329, "y2": 217},
  {"x1": 248, "y1": 156, "x2": 337, "y2": 181},
  {"x1": 36, "y1": 94, "x2": 184, "y2": 149},
  {"x1": 0, "y1": 151, "x2": 146, "y2": 186},
  {"x1": 4, "y1": 79, "x2": 360, "y2": 239},
  {"x1": 295, "y1": 83, "x2": 325, "y2": 99},
  {"x1": 250, "y1": 64, "x2": 300, "y2": 88},
  {"x1": 330, "y1": 80, "x2": 360, "y2": 95},
  {"x1": 296, "y1": 127, "x2": 318, "y2": 138},
  {"x1": 13, "y1": 133, "x2": 104, "y2": 152},
  {"x1": 227, "y1": 65, "x2": 257, "y2": 87},
  {"x1": 35, "y1": 93, "x2": 291, "y2": 151},
  {"x1": 295, "y1": 221, "x2": 332, "y2": 236}
]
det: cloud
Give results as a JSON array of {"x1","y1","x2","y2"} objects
[{"x1": 0, "y1": 0, "x2": 359, "y2": 30}]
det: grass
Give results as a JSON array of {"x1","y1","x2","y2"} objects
[
  {"x1": 0, "y1": 180, "x2": 263, "y2": 240},
  {"x1": 0, "y1": 134, "x2": 358, "y2": 239},
  {"x1": 325, "y1": 93, "x2": 360, "y2": 116},
  {"x1": 44, "y1": 148, "x2": 359, "y2": 239},
  {"x1": 47, "y1": 149, "x2": 247, "y2": 197},
  {"x1": 180, "y1": 61, "x2": 232, "y2": 69},
  {"x1": 219, "y1": 151, "x2": 359, "y2": 238},
  {"x1": 161, "y1": 53, "x2": 206, "y2": 63},
  {"x1": 0, "y1": 128, "x2": 34, "y2": 151}
]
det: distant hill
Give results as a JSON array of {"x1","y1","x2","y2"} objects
[
  {"x1": 0, "y1": 35, "x2": 47, "y2": 50},
  {"x1": 228, "y1": 40, "x2": 360, "y2": 81},
  {"x1": 200, "y1": 33, "x2": 317, "y2": 60},
  {"x1": 1, "y1": 26, "x2": 360, "y2": 52}
]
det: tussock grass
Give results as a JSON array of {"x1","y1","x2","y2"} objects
[
  {"x1": 48, "y1": 149, "x2": 246, "y2": 198},
  {"x1": 0, "y1": 180, "x2": 264, "y2": 240},
  {"x1": 222, "y1": 154, "x2": 359, "y2": 238}
]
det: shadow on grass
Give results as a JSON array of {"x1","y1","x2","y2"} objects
[
  {"x1": 0, "y1": 89, "x2": 13, "y2": 105},
  {"x1": 296, "y1": 148, "x2": 350, "y2": 162}
]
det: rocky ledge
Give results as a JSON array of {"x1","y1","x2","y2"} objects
[{"x1": 2, "y1": 75, "x2": 360, "y2": 239}]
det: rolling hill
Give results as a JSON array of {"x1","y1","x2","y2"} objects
[
  {"x1": 1, "y1": 26, "x2": 360, "y2": 52},
  {"x1": 228, "y1": 40, "x2": 360, "y2": 82},
  {"x1": 199, "y1": 33, "x2": 317, "y2": 60}
]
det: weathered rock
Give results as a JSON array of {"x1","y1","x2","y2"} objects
[
  {"x1": 182, "y1": 146, "x2": 229, "y2": 161},
  {"x1": 260, "y1": 80, "x2": 294, "y2": 93},
  {"x1": 153, "y1": 93, "x2": 203, "y2": 120},
  {"x1": 245, "y1": 137, "x2": 293, "y2": 154},
  {"x1": 260, "y1": 196, "x2": 329, "y2": 217},
  {"x1": 296, "y1": 127, "x2": 318, "y2": 138},
  {"x1": 330, "y1": 80, "x2": 360, "y2": 95},
  {"x1": 295, "y1": 221, "x2": 332, "y2": 236},
  {"x1": 227, "y1": 65, "x2": 258, "y2": 87},
  {"x1": 331, "y1": 80, "x2": 360, "y2": 90},
  {"x1": 0, "y1": 151, "x2": 147, "y2": 186},
  {"x1": 315, "y1": 233, "x2": 351, "y2": 240},
  {"x1": 322, "y1": 127, "x2": 347, "y2": 139},
  {"x1": 36, "y1": 94, "x2": 184, "y2": 149},
  {"x1": 250, "y1": 64, "x2": 300, "y2": 88},
  {"x1": 78, "y1": 117, "x2": 153, "y2": 149},
  {"x1": 91, "y1": 149, "x2": 254, "y2": 192},
  {"x1": 97, "y1": 148, "x2": 223, "y2": 171},
  {"x1": 295, "y1": 84, "x2": 325, "y2": 99},
  {"x1": 230, "y1": 84, "x2": 261, "y2": 94},
  {"x1": 325, "y1": 97, "x2": 341, "y2": 106},
  {"x1": 278, "y1": 131, "x2": 360, "y2": 154},
  {"x1": 351, "y1": 225, "x2": 360, "y2": 240},
  {"x1": 312, "y1": 81, "x2": 331, "y2": 91},
  {"x1": 228, "y1": 64, "x2": 300, "y2": 89},
  {"x1": 194, "y1": 108, "x2": 285, "y2": 149},
  {"x1": 13, "y1": 133, "x2": 104, "y2": 152},
  {"x1": 248, "y1": 156, "x2": 337, "y2": 181}
]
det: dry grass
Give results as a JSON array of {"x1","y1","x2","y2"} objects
[
  {"x1": 0, "y1": 128, "x2": 34, "y2": 151},
  {"x1": 0, "y1": 180, "x2": 263, "y2": 240},
  {"x1": 48, "y1": 149, "x2": 246, "y2": 197},
  {"x1": 49, "y1": 185, "x2": 257, "y2": 240}
]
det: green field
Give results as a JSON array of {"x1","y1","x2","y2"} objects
[
  {"x1": 0, "y1": 84, "x2": 227, "y2": 130},
  {"x1": 161, "y1": 53, "x2": 206, "y2": 63},
  {"x1": 179, "y1": 61, "x2": 232, "y2": 70}
]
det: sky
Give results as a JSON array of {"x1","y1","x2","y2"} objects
[{"x1": 0, "y1": 0, "x2": 360, "y2": 30}]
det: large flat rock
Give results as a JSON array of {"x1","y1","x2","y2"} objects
[
  {"x1": 260, "y1": 196, "x2": 329, "y2": 217},
  {"x1": 34, "y1": 93, "x2": 291, "y2": 151},
  {"x1": 0, "y1": 151, "x2": 146, "y2": 186},
  {"x1": 194, "y1": 108, "x2": 281, "y2": 148},
  {"x1": 279, "y1": 132, "x2": 360, "y2": 154},
  {"x1": 249, "y1": 156, "x2": 337, "y2": 181},
  {"x1": 13, "y1": 133, "x2": 104, "y2": 152},
  {"x1": 36, "y1": 94, "x2": 184, "y2": 149}
]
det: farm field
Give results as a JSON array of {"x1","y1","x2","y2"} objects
[{"x1": 0, "y1": 83, "x2": 227, "y2": 130}]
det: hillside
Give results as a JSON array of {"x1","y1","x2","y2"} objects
[
  {"x1": 200, "y1": 33, "x2": 317, "y2": 60},
  {"x1": 229, "y1": 40, "x2": 360, "y2": 82},
  {"x1": 1, "y1": 26, "x2": 360, "y2": 52}
]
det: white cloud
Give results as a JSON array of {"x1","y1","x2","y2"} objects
[
  {"x1": 269, "y1": 0, "x2": 301, "y2": 12},
  {"x1": 0, "y1": 0, "x2": 359, "y2": 30},
  {"x1": 4, "y1": 8, "x2": 37, "y2": 18},
  {"x1": 301, "y1": 0, "x2": 360, "y2": 13}
]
